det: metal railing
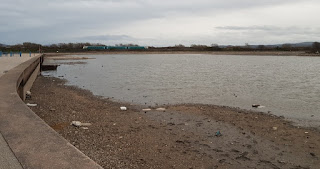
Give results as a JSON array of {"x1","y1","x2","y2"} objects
[{"x1": 0, "y1": 51, "x2": 33, "y2": 57}]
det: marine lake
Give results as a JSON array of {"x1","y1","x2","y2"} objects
[{"x1": 43, "y1": 54, "x2": 320, "y2": 127}]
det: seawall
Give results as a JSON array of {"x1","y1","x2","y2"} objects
[{"x1": 0, "y1": 54, "x2": 102, "y2": 168}]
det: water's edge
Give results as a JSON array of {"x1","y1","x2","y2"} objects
[{"x1": 43, "y1": 54, "x2": 320, "y2": 128}]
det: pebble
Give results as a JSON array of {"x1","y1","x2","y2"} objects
[{"x1": 71, "y1": 121, "x2": 82, "y2": 127}]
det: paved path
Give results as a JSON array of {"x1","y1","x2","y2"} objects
[
  {"x1": 0, "y1": 54, "x2": 38, "y2": 169},
  {"x1": 0, "y1": 54, "x2": 37, "y2": 76},
  {"x1": 0, "y1": 134, "x2": 23, "y2": 169}
]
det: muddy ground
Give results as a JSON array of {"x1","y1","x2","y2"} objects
[{"x1": 26, "y1": 76, "x2": 320, "y2": 169}]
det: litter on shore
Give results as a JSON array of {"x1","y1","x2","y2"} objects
[
  {"x1": 156, "y1": 108, "x2": 166, "y2": 111},
  {"x1": 252, "y1": 104, "x2": 265, "y2": 108},
  {"x1": 215, "y1": 131, "x2": 222, "y2": 137},
  {"x1": 120, "y1": 106, "x2": 127, "y2": 111},
  {"x1": 71, "y1": 121, "x2": 92, "y2": 127},
  {"x1": 26, "y1": 103, "x2": 37, "y2": 107},
  {"x1": 142, "y1": 108, "x2": 151, "y2": 111}
]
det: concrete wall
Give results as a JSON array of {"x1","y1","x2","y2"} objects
[{"x1": 0, "y1": 55, "x2": 103, "y2": 169}]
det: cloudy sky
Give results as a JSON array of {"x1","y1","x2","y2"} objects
[{"x1": 0, "y1": 0, "x2": 319, "y2": 46}]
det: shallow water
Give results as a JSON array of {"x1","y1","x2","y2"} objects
[{"x1": 44, "y1": 54, "x2": 320, "y2": 127}]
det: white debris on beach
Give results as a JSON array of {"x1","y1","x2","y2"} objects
[
  {"x1": 252, "y1": 104, "x2": 265, "y2": 108},
  {"x1": 142, "y1": 108, "x2": 152, "y2": 112},
  {"x1": 26, "y1": 103, "x2": 37, "y2": 107},
  {"x1": 120, "y1": 106, "x2": 127, "y2": 111},
  {"x1": 156, "y1": 108, "x2": 166, "y2": 111},
  {"x1": 71, "y1": 121, "x2": 92, "y2": 127}
]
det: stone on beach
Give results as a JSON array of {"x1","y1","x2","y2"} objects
[
  {"x1": 26, "y1": 91, "x2": 32, "y2": 99},
  {"x1": 252, "y1": 104, "x2": 260, "y2": 108}
]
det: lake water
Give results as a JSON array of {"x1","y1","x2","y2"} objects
[{"x1": 44, "y1": 54, "x2": 320, "y2": 127}]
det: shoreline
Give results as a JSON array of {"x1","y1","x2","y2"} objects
[
  {"x1": 44, "y1": 50, "x2": 320, "y2": 57},
  {"x1": 27, "y1": 76, "x2": 320, "y2": 169},
  {"x1": 42, "y1": 53, "x2": 320, "y2": 129}
]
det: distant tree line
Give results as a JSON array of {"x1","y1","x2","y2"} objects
[
  {"x1": 115, "y1": 43, "x2": 139, "y2": 47},
  {"x1": 311, "y1": 42, "x2": 320, "y2": 53},
  {"x1": 148, "y1": 42, "x2": 320, "y2": 53},
  {"x1": 0, "y1": 42, "x2": 106, "y2": 53},
  {"x1": 0, "y1": 42, "x2": 319, "y2": 53}
]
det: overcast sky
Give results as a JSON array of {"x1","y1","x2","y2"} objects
[{"x1": 0, "y1": 0, "x2": 319, "y2": 46}]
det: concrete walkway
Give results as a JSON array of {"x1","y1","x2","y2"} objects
[
  {"x1": 0, "y1": 134, "x2": 23, "y2": 169},
  {"x1": 0, "y1": 54, "x2": 37, "y2": 169}
]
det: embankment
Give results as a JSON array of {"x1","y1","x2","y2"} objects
[{"x1": 0, "y1": 55, "x2": 102, "y2": 168}]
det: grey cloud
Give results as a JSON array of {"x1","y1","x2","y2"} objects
[
  {"x1": 73, "y1": 34, "x2": 157, "y2": 46},
  {"x1": 215, "y1": 25, "x2": 320, "y2": 36},
  {"x1": 1, "y1": 0, "x2": 304, "y2": 28},
  {"x1": 0, "y1": 0, "x2": 318, "y2": 45},
  {"x1": 78, "y1": 35, "x2": 133, "y2": 41},
  {"x1": 211, "y1": 25, "x2": 320, "y2": 46},
  {"x1": 215, "y1": 26, "x2": 279, "y2": 31}
]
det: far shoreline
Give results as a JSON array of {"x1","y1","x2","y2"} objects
[{"x1": 44, "y1": 50, "x2": 320, "y2": 57}]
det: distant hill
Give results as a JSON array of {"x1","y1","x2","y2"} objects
[
  {"x1": 230, "y1": 42, "x2": 318, "y2": 49},
  {"x1": 266, "y1": 42, "x2": 315, "y2": 48},
  {"x1": 290, "y1": 42, "x2": 315, "y2": 47},
  {"x1": 0, "y1": 43, "x2": 8, "y2": 47}
]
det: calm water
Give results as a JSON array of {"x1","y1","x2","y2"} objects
[{"x1": 44, "y1": 54, "x2": 320, "y2": 126}]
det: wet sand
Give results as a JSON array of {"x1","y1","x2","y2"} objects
[{"x1": 27, "y1": 76, "x2": 320, "y2": 169}]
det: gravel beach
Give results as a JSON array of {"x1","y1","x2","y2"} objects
[{"x1": 26, "y1": 75, "x2": 320, "y2": 169}]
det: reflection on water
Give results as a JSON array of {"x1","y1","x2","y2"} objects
[{"x1": 43, "y1": 54, "x2": 320, "y2": 126}]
